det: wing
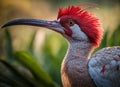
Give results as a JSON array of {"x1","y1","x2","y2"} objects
[{"x1": 88, "y1": 46, "x2": 120, "y2": 87}]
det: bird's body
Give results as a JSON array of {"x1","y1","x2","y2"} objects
[
  {"x1": 61, "y1": 38, "x2": 120, "y2": 87},
  {"x1": 61, "y1": 39, "x2": 120, "y2": 87},
  {"x1": 89, "y1": 46, "x2": 120, "y2": 87},
  {"x1": 1, "y1": 5, "x2": 120, "y2": 87}
]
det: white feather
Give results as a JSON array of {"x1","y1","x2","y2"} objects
[{"x1": 70, "y1": 24, "x2": 88, "y2": 41}]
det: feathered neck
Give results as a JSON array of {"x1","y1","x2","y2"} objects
[{"x1": 61, "y1": 40, "x2": 95, "y2": 87}]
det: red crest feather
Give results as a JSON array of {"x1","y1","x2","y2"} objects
[{"x1": 57, "y1": 5, "x2": 103, "y2": 47}]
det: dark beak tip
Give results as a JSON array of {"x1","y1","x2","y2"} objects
[
  {"x1": 0, "y1": 25, "x2": 3, "y2": 29},
  {"x1": 0, "y1": 24, "x2": 7, "y2": 29}
]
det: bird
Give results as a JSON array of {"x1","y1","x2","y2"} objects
[{"x1": 1, "y1": 5, "x2": 120, "y2": 87}]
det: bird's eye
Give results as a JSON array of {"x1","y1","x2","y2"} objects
[{"x1": 68, "y1": 19, "x2": 75, "y2": 26}]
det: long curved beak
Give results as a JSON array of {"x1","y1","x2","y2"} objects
[{"x1": 1, "y1": 18, "x2": 64, "y2": 34}]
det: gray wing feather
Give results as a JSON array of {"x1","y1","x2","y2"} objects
[{"x1": 88, "y1": 46, "x2": 120, "y2": 87}]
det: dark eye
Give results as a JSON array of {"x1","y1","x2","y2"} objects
[{"x1": 68, "y1": 19, "x2": 75, "y2": 26}]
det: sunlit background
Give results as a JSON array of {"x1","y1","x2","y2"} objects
[{"x1": 0, "y1": 0, "x2": 120, "y2": 87}]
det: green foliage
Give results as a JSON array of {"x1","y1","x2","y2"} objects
[
  {"x1": 108, "y1": 25, "x2": 120, "y2": 46},
  {"x1": 0, "y1": 24, "x2": 120, "y2": 87},
  {"x1": 94, "y1": 24, "x2": 120, "y2": 53},
  {"x1": 41, "y1": 33, "x2": 67, "y2": 86},
  {"x1": 4, "y1": 29, "x2": 14, "y2": 61},
  {"x1": 0, "y1": 29, "x2": 64, "y2": 87},
  {"x1": 28, "y1": 31, "x2": 36, "y2": 55},
  {"x1": 0, "y1": 59, "x2": 37, "y2": 87},
  {"x1": 14, "y1": 51, "x2": 57, "y2": 87}
]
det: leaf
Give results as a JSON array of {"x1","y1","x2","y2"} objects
[
  {"x1": 0, "y1": 58, "x2": 39, "y2": 87},
  {"x1": 14, "y1": 51, "x2": 58, "y2": 87},
  {"x1": 4, "y1": 29, "x2": 14, "y2": 61},
  {"x1": 28, "y1": 31, "x2": 37, "y2": 55},
  {"x1": 108, "y1": 24, "x2": 120, "y2": 46},
  {"x1": 0, "y1": 70, "x2": 28, "y2": 87},
  {"x1": 40, "y1": 34, "x2": 64, "y2": 87}
]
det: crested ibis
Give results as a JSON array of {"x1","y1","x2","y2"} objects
[{"x1": 1, "y1": 5, "x2": 120, "y2": 87}]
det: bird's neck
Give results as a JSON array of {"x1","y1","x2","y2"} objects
[
  {"x1": 64, "y1": 40, "x2": 93, "y2": 63},
  {"x1": 61, "y1": 40, "x2": 95, "y2": 87}
]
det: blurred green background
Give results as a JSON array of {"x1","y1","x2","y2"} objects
[{"x1": 0, "y1": 0, "x2": 120, "y2": 87}]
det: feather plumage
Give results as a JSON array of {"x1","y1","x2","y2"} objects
[
  {"x1": 57, "y1": 5, "x2": 103, "y2": 47},
  {"x1": 89, "y1": 47, "x2": 120, "y2": 87}
]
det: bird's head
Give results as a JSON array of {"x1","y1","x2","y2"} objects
[{"x1": 1, "y1": 5, "x2": 103, "y2": 48}]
